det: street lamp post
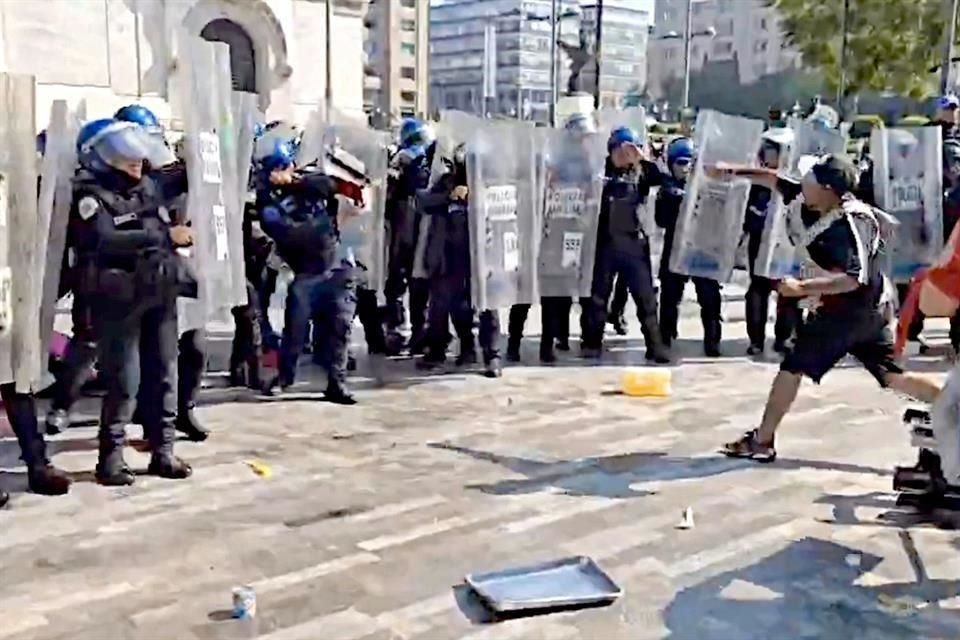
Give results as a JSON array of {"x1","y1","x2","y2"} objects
[
  {"x1": 593, "y1": 0, "x2": 604, "y2": 110},
  {"x1": 550, "y1": 0, "x2": 559, "y2": 126},
  {"x1": 325, "y1": 0, "x2": 334, "y2": 117},
  {"x1": 682, "y1": 0, "x2": 694, "y2": 110}
]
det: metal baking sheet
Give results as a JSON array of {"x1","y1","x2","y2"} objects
[{"x1": 464, "y1": 556, "x2": 622, "y2": 613}]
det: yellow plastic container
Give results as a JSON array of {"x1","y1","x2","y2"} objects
[{"x1": 621, "y1": 367, "x2": 672, "y2": 397}]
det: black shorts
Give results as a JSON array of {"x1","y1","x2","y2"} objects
[{"x1": 780, "y1": 307, "x2": 903, "y2": 385}]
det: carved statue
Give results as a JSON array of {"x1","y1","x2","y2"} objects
[{"x1": 557, "y1": 28, "x2": 594, "y2": 95}]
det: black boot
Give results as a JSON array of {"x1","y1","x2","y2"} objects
[
  {"x1": 176, "y1": 406, "x2": 210, "y2": 442},
  {"x1": 147, "y1": 454, "x2": 193, "y2": 479},
  {"x1": 96, "y1": 449, "x2": 135, "y2": 486},
  {"x1": 28, "y1": 465, "x2": 72, "y2": 495},
  {"x1": 539, "y1": 341, "x2": 556, "y2": 364},
  {"x1": 483, "y1": 357, "x2": 503, "y2": 379},
  {"x1": 608, "y1": 312, "x2": 628, "y2": 336},
  {"x1": 325, "y1": 380, "x2": 357, "y2": 405}
]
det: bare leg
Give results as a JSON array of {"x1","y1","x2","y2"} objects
[
  {"x1": 885, "y1": 372, "x2": 941, "y2": 405},
  {"x1": 756, "y1": 371, "x2": 802, "y2": 444}
]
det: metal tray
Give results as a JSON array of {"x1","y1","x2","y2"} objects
[{"x1": 464, "y1": 556, "x2": 622, "y2": 613}]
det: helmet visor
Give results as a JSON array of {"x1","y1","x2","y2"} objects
[{"x1": 90, "y1": 122, "x2": 176, "y2": 169}]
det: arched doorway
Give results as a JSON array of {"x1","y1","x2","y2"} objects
[{"x1": 200, "y1": 18, "x2": 257, "y2": 93}]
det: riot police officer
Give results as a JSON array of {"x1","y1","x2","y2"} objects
[
  {"x1": 581, "y1": 126, "x2": 670, "y2": 363},
  {"x1": 743, "y1": 128, "x2": 803, "y2": 355},
  {"x1": 417, "y1": 143, "x2": 502, "y2": 377},
  {"x1": 656, "y1": 137, "x2": 723, "y2": 357},
  {"x1": 384, "y1": 118, "x2": 434, "y2": 354},
  {"x1": 257, "y1": 142, "x2": 358, "y2": 404},
  {"x1": 73, "y1": 119, "x2": 194, "y2": 485},
  {"x1": 114, "y1": 104, "x2": 209, "y2": 441}
]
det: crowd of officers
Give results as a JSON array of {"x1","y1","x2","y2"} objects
[{"x1": 2, "y1": 95, "x2": 958, "y2": 509}]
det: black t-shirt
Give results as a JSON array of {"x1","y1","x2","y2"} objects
[{"x1": 774, "y1": 176, "x2": 883, "y2": 310}]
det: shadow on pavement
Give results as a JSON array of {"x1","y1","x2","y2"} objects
[
  {"x1": 428, "y1": 442, "x2": 894, "y2": 500},
  {"x1": 663, "y1": 536, "x2": 960, "y2": 639}
]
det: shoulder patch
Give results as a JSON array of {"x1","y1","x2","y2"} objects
[{"x1": 78, "y1": 196, "x2": 100, "y2": 221}]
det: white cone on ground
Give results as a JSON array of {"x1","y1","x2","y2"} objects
[{"x1": 676, "y1": 506, "x2": 694, "y2": 530}]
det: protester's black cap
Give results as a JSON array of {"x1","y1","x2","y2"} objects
[{"x1": 810, "y1": 154, "x2": 859, "y2": 195}]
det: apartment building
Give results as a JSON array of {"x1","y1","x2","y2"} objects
[{"x1": 364, "y1": 0, "x2": 431, "y2": 125}]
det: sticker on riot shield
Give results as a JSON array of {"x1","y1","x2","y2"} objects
[
  {"x1": 0, "y1": 266, "x2": 12, "y2": 336},
  {"x1": 547, "y1": 187, "x2": 585, "y2": 220},
  {"x1": 485, "y1": 185, "x2": 518, "y2": 221},
  {"x1": 199, "y1": 131, "x2": 222, "y2": 184},
  {"x1": 562, "y1": 232, "x2": 583, "y2": 269},
  {"x1": 503, "y1": 231, "x2": 519, "y2": 272},
  {"x1": 889, "y1": 177, "x2": 924, "y2": 212},
  {"x1": 212, "y1": 204, "x2": 229, "y2": 261}
]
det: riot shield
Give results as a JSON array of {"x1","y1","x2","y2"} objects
[
  {"x1": 872, "y1": 126, "x2": 943, "y2": 282},
  {"x1": 595, "y1": 106, "x2": 648, "y2": 147},
  {"x1": 784, "y1": 116, "x2": 847, "y2": 178},
  {"x1": 466, "y1": 121, "x2": 538, "y2": 310},
  {"x1": 324, "y1": 120, "x2": 390, "y2": 293},
  {"x1": 232, "y1": 91, "x2": 258, "y2": 200},
  {"x1": 670, "y1": 110, "x2": 764, "y2": 281},
  {"x1": 432, "y1": 110, "x2": 485, "y2": 187},
  {"x1": 537, "y1": 127, "x2": 606, "y2": 298},
  {"x1": 177, "y1": 35, "x2": 246, "y2": 331},
  {"x1": 0, "y1": 74, "x2": 41, "y2": 390},
  {"x1": 295, "y1": 109, "x2": 324, "y2": 168},
  {"x1": 37, "y1": 100, "x2": 80, "y2": 377}
]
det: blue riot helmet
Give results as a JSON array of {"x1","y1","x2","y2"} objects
[
  {"x1": 607, "y1": 126, "x2": 641, "y2": 153},
  {"x1": 260, "y1": 139, "x2": 296, "y2": 175},
  {"x1": 666, "y1": 136, "x2": 695, "y2": 181},
  {"x1": 398, "y1": 118, "x2": 435, "y2": 149},
  {"x1": 77, "y1": 118, "x2": 175, "y2": 177},
  {"x1": 114, "y1": 104, "x2": 164, "y2": 137}
]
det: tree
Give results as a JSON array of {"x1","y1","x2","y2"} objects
[{"x1": 770, "y1": 0, "x2": 947, "y2": 99}]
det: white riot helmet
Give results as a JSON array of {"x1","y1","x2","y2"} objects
[{"x1": 760, "y1": 127, "x2": 794, "y2": 168}]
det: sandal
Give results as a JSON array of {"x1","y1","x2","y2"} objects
[{"x1": 722, "y1": 429, "x2": 777, "y2": 462}]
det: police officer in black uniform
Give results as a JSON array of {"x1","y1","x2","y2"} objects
[
  {"x1": 581, "y1": 126, "x2": 670, "y2": 362},
  {"x1": 73, "y1": 119, "x2": 194, "y2": 485},
  {"x1": 744, "y1": 128, "x2": 803, "y2": 355},
  {"x1": 257, "y1": 142, "x2": 358, "y2": 403},
  {"x1": 656, "y1": 137, "x2": 724, "y2": 357},
  {"x1": 417, "y1": 143, "x2": 502, "y2": 377}
]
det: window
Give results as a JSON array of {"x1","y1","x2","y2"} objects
[
  {"x1": 759, "y1": 18, "x2": 768, "y2": 31},
  {"x1": 401, "y1": 90, "x2": 417, "y2": 103},
  {"x1": 716, "y1": 19, "x2": 734, "y2": 37},
  {"x1": 754, "y1": 40, "x2": 768, "y2": 53},
  {"x1": 713, "y1": 41, "x2": 733, "y2": 55},
  {"x1": 401, "y1": 19, "x2": 416, "y2": 32},
  {"x1": 401, "y1": 42, "x2": 415, "y2": 55},
  {"x1": 400, "y1": 0, "x2": 415, "y2": 6},
  {"x1": 401, "y1": 66, "x2": 415, "y2": 80}
]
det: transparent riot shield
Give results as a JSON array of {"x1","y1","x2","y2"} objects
[
  {"x1": 752, "y1": 196, "x2": 805, "y2": 280},
  {"x1": 37, "y1": 100, "x2": 80, "y2": 375},
  {"x1": 537, "y1": 127, "x2": 606, "y2": 298},
  {"x1": 232, "y1": 91, "x2": 258, "y2": 203},
  {"x1": 432, "y1": 110, "x2": 485, "y2": 187},
  {"x1": 872, "y1": 126, "x2": 944, "y2": 283},
  {"x1": 467, "y1": 121, "x2": 538, "y2": 310},
  {"x1": 324, "y1": 120, "x2": 391, "y2": 294},
  {"x1": 670, "y1": 110, "x2": 764, "y2": 281},
  {"x1": 0, "y1": 74, "x2": 41, "y2": 390},
  {"x1": 595, "y1": 106, "x2": 648, "y2": 147},
  {"x1": 177, "y1": 35, "x2": 245, "y2": 331},
  {"x1": 784, "y1": 116, "x2": 847, "y2": 178}
]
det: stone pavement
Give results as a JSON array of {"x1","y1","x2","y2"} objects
[{"x1": 3, "y1": 306, "x2": 960, "y2": 640}]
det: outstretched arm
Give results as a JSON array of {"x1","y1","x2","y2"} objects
[{"x1": 704, "y1": 162, "x2": 779, "y2": 189}]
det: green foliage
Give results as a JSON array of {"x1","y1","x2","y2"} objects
[{"x1": 769, "y1": 0, "x2": 947, "y2": 98}]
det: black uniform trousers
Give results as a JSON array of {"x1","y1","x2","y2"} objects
[
  {"x1": 508, "y1": 297, "x2": 589, "y2": 355},
  {"x1": 1, "y1": 383, "x2": 48, "y2": 469},
  {"x1": 658, "y1": 270, "x2": 722, "y2": 348},
  {"x1": 582, "y1": 235, "x2": 663, "y2": 351},
  {"x1": 52, "y1": 293, "x2": 99, "y2": 413},
  {"x1": 745, "y1": 231, "x2": 803, "y2": 349},
  {"x1": 425, "y1": 273, "x2": 501, "y2": 363},
  {"x1": 230, "y1": 281, "x2": 264, "y2": 386},
  {"x1": 279, "y1": 268, "x2": 357, "y2": 388},
  {"x1": 98, "y1": 300, "x2": 179, "y2": 457},
  {"x1": 609, "y1": 275, "x2": 629, "y2": 320},
  {"x1": 356, "y1": 287, "x2": 387, "y2": 355}
]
